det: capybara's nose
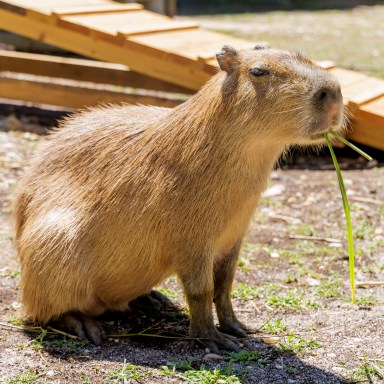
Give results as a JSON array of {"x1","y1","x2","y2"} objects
[
  {"x1": 315, "y1": 84, "x2": 343, "y2": 128},
  {"x1": 315, "y1": 85, "x2": 342, "y2": 105}
]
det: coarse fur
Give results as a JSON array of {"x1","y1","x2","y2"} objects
[{"x1": 14, "y1": 46, "x2": 344, "y2": 350}]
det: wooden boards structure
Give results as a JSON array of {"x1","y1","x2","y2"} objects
[{"x1": 0, "y1": 0, "x2": 383, "y2": 149}]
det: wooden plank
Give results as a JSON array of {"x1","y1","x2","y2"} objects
[
  {"x1": 0, "y1": 50, "x2": 194, "y2": 93},
  {"x1": 348, "y1": 120, "x2": 384, "y2": 151},
  {"x1": 329, "y1": 67, "x2": 368, "y2": 88},
  {"x1": 1, "y1": 0, "x2": 112, "y2": 15},
  {"x1": 0, "y1": 8, "x2": 214, "y2": 90},
  {"x1": 358, "y1": 96, "x2": 384, "y2": 128},
  {"x1": 130, "y1": 29, "x2": 254, "y2": 60},
  {"x1": 342, "y1": 77, "x2": 384, "y2": 107},
  {"x1": 118, "y1": 22, "x2": 199, "y2": 37},
  {"x1": 0, "y1": 75, "x2": 186, "y2": 109},
  {"x1": 316, "y1": 60, "x2": 335, "y2": 70},
  {"x1": 52, "y1": 3, "x2": 143, "y2": 16},
  {"x1": 61, "y1": 10, "x2": 198, "y2": 36}
]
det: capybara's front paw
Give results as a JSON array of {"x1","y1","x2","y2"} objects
[
  {"x1": 56, "y1": 313, "x2": 106, "y2": 346},
  {"x1": 218, "y1": 318, "x2": 257, "y2": 338},
  {"x1": 191, "y1": 328, "x2": 240, "y2": 354}
]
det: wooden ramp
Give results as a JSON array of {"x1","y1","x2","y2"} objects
[{"x1": 0, "y1": 0, "x2": 383, "y2": 149}]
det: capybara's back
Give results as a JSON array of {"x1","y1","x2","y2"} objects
[{"x1": 15, "y1": 46, "x2": 344, "y2": 351}]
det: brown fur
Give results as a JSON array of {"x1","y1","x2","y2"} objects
[{"x1": 14, "y1": 46, "x2": 344, "y2": 349}]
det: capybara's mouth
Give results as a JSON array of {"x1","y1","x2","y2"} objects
[{"x1": 309, "y1": 131, "x2": 327, "y2": 141}]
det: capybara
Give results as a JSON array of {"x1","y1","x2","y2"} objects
[{"x1": 15, "y1": 45, "x2": 344, "y2": 352}]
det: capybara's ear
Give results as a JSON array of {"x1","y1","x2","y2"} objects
[
  {"x1": 254, "y1": 43, "x2": 269, "y2": 50},
  {"x1": 216, "y1": 45, "x2": 239, "y2": 74}
]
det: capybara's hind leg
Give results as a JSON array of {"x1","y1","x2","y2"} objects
[
  {"x1": 56, "y1": 313, "x2": 106, "y2": 345},
  {"x1": 131, "y1": 290, "x2": 178, "y2": 312}
]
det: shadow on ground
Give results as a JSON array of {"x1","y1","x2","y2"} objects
[{"x1": 20, "y1": 294, "x2": 348, "y2": 384}]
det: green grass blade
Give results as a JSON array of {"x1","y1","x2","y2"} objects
[
  {"x1": 329, "y1": 130, "x2": 373, "y2": 161},
  {"x1": 324, "y1": 132, "x2": 355, "y2": 302}
]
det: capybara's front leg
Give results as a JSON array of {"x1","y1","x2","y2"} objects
[
  {"x1": 178, "y1": 255, "x2": 240, "y2": 353},
  {"x1": 214, "y1": 242, "x2": 251, "y2": 338}
]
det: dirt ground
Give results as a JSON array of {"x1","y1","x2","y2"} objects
[
  {"x1": 0, "y1": 111, "x2": 383, "y2": 384},
  {"x1": 1, "y1": 4, "x2": 384, "y2": 384}
]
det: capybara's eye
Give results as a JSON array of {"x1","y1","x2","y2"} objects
[{"x1": 250, "y1": 67, "x2": 269, "y2": 77}]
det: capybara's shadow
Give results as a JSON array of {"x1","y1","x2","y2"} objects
[{"x1": 21, "y1": 292, "x2": 348, "y2": 383}]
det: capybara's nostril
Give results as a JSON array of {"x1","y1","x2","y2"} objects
[
  {"x1": 319, "y1": 91, "x2": 327, "y2": 101},
  {"x1": 316, "y1": 85, "x2": 342, "y2": 105},
  {"x1": 316, "y1": 87, "x2": 333, "y2": 104}
]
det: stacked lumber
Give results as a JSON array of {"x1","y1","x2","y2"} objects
[{"x1": 0, "y1": 0, "x2": 383, "y2": 149}]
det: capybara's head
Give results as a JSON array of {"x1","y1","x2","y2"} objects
[{"x1": 216, "y1": 45, "x2": 344, "y2": 145}]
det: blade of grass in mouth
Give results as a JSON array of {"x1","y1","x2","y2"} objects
[
  {"x1": 324, "y1": 132, "x2": 355, "y2": 302},
  {"x1": 329, "y1": 130, "x2": 373, "y2": 161}
]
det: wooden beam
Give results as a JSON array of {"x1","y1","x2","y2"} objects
[
  {"x1": 0, "y1": 8, "x2": 214, "y2": 90},
  {"x1": 51, "y1": 4, "x2": 143, "y2": 16},
  {"x1": 0, "y1": 75, "x2": 186, "y2": 109},
  {"x1": 346, "y1": 95, "x2": 384, "y2": 150},
  {"x1": 0, "y1": 50, "x2": 193, "y2": 94}
]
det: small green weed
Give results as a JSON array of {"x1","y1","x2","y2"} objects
[
  {"x1": 288, "y1": 224, "x2": 313, "y2": 236},
  {"x1": 159, "y1": 365, "x2": 176, "y2": 375},
  {"x1": 349, "y1": 360, "x2": 384, "y2": 382},
  {"x1": 355, "y1": 295, "x2": 377, "y2": 306},
  {"x1": 103, "y1": 360, "x2": 148, "y2": 383},
  {"x1": 268, "y1": 292, "x2": 318, "y2": 310},
  {"x1": 354, "y1": 220, "x2": 375, "y2": 240},
  {"x1": 47, "y1": 337, "x2": 89, "y2": 354},
  {"x1": 228, "y1": 350, "x2": 261, "y2": 364},
  {"x1": 237, "y1": 243, "x2": 258, "y2": 273},
  {"x1": 179, "y1": 367, "x2": 241, "y2": 384},
  {"x1": 7, "y1": 269, "x2": 20, "y2": 279},
  {"x1": 31, "y1": 330, "x2": 88, "y2": 354},
  {"x1": 316, "y1": 281, "x2": 342, "y2": 299},
  {"x1": 167, "y1": 358, "x2": 242, "y2": 383},
  {"x1": 8, "y1": 370, "x2": 40, "y2": 384},
  {"x1": 81, "y1": 375, "x2": 91, "y2": 383},
  {"x1": 7, "y1": 314, "x2": 23, "y2": 326},
  {"x1": 155, "y1": 286, "x2": 181, "y2": 300},
  {"x1": 280, "y1": 334, "x2": 321, "y2": 355},
  {"x1": 284, "y1": 275, "x2": 298, "y2": 284},
  {"x1": 32, "y1": 329, "x2": 48, "y2": 351},
  {"x1": 260, "y1": 318, "x2": 287, "y2": 334},
  {"x1": 231, "y1": 283, "x2": 259, "y2": 300},
  {"x1": 168, "y1": 357, "x2": 195, "y2": 370}
]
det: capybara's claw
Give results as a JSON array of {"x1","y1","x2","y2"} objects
[
  {"x1": 218, "y1": 319, "x2": 251, "y2": 338},
  {"x1": 192, "y1": 329, "x2": 241, "y2": 353},
  {"x1": 57, "y1": 313, "x2": 106, "y2": 346}
]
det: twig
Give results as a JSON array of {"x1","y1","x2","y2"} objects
[
  {"x1": 0, "y1": 322, "x2": 42, "y2": 333},
  {"x1": 349, "y1": 196, "x2": 384, "y2": 205},
  {"x1": 0, "y1": 322, "x2": 80, "y2": 340},
  {"x1": 46, "y1": 326, "x2": 80, "y2": 340},
  {"x1": 288, "y1": 235, "x2": 341, "y2": 243},
  {"x1": 256, "y1": 310, "x2": 280, "y2": 333},
  {"x1": 356, "y1": 281, "x2": 384, "y2": 288}
]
